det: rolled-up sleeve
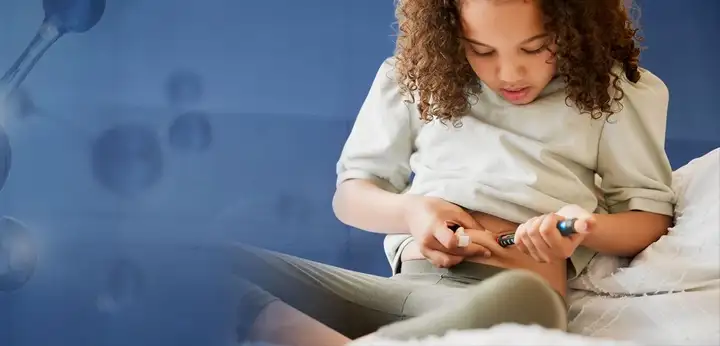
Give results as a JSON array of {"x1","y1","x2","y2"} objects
[
  {"x1": 596, "y1": 68, "x2": 676, "y2": 216},
  {"x1": 336, "y1": 58, "x2": 417, "y2": 193}
]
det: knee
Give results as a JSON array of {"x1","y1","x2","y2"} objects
[
  {"x1": 463, "y1": 269, "x2": 568, "y2": 330},
  {"x1": 488, "y1": 269, "x2": 557, "y2": 296}
]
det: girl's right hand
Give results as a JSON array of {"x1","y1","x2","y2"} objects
[{"x1": 402, "y1": 196, "x2": 494, "y2": 268}]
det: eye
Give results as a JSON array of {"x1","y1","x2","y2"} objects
[
  {"x1": 471, "y1": 48, "x2": 495, "y2": 57},
  {"x1": 522, "y1": 43, "x2": 549, "y2": 55}
]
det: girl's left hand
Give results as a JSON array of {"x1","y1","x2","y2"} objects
[{"x1": 514, "y1": 204, "x2": 595, "y2": 263}]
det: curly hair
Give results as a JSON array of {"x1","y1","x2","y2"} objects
[{"x1": 393, "y1": 0, "x2": 643, "y2": 124}]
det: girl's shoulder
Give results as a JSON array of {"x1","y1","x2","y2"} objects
[
  {"x1": 599, "y1": 65, "x2": 671, "y2": 141},
  {"x1": 611, "y1": 65, "x2": 670, "y2": 109}
]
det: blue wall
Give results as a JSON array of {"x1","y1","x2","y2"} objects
[{"x1": 0, "y1": 0, "x2": 717, "y2": 345}]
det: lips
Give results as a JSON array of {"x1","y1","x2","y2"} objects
[{"x1": 500, "y1": 87, "x2": 530, "y2": 102}]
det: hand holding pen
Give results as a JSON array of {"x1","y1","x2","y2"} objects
[
  {"x1": 449, "y1": 205, "x2": 595, "y2": 263},
  {"x1": 509, "y1": 205, "x2": 595, "y2": 263}
]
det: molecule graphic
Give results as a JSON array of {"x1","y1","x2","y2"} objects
[
  {"x1": 164, "y1": 69, "x2": 213, "y2": 153},
  {"x1": 96, "y1": 258, "x2": 145, "y2": 313},
  {"x1": 168, "y1": 110, "x2": 213, "y2": 152},
  {"x1": 0, "y1": 0, "x2": 218, "y2": 299},
  {"x1": 0, "y1": 0, "x2": 107, "y2": 194},
  {"x1": 0, "y1": 0, "x2": 106, "y2": 96},
  {"x1": 88, "y1": 67, "x2": 215, "y2": 195},
  {"x1": 0, "y1": 0, "x2": 160, "y2": 197},
  {"x1": 0, "y1": 124, "x2": 10, "y2": 194},
  {"x1": 2, "y1": 88, "x2": 37, "y2": 121},
  {"x1": 0, "y1": 216, "x2": 38, "y2": 292},
  {"x1": 164, "y1": 69, "x2": 204, "y2": 109},
  {"x1": 0, "y1": 0, "x2": 217, "y2": 198},
  {"x1": 91, "y1": 123, "x2": 165, "y2": 197}
]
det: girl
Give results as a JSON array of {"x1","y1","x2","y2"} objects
[{"x1": 233, "y1": 0, "x2": 675, "y2": 345}]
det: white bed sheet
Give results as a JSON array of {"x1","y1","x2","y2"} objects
[
  {"x1": 350, "y1": 323, "x2": 643, "y2": 346},
  {"x1": 351, "y1": 288, "x2": 718, "y2": 346},
  {"x1": 567, "y1": 288, "x2": 719, "y2": 345}
]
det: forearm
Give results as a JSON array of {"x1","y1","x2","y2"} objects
[
  {"x1": 581, "y1": 211, "x2": 672, "y2": 257},
  {"x1": 332, "y1": 179, "x2": 411, "y2": 234}
]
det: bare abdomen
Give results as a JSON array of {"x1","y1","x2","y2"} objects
[{"x1": 400, "y1": 211, "x2": 568, "y2": 295}]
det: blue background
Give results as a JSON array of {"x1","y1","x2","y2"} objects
[{"x1": 0, "y1": 0, "x2": 717, "y2": 345}]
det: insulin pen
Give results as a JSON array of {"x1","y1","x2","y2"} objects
[
  {"x1": 448, "y1": 218, "x2": 580, "y2": 248},
  {"x1": 495, "y1": 218, "x2": 580, "y2": 248}
]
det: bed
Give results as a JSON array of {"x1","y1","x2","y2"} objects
[{"x1": 351, "y1": 148, "x2": 720, "y2": 346}]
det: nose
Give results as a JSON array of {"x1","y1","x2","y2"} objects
[{"x1": 497, "y1": 59, "x2": 525, "y2": 85}]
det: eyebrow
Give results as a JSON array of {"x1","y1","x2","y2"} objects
[{"x1": 462, "y1": 33, "x2": 549, "y2": 47}]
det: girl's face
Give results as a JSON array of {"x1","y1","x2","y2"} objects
[{"x1": 459, "y1": 0, "x2": 558, "y2": 105}]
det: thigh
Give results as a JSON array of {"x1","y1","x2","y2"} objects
[
  {"x1": 393, "y1": 274, "x2": 469, "y2": 318},
  {"x1": 393, "y1": 260, "x2": 501, "y2": 318},
  {"x1": 231, "y1": 243, "x2": 424, "y2": 338}
]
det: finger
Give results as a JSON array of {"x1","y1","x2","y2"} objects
[
  {"x1": 514, "y1": 223, "x2": 538, "y2": 262},
  {"x1": 465, "y1": 242, "x2": 492, "y2": 258},
  {"x1": 421, "y1": 248, "x2": 463, "y2": 268},
  {"x1": 572, "y1": 217, "x2": 594, "y2": 234},
  {"x1": 451, "y1": 226, "x2": 491, "y2": 257},
  {"x1": 514, "y1": 238, "x2": 529, "y2": 257},
  {"x1": 530, "y1": 216, "x2": 543, "y2": 230},
  {"x1": 424, "y1": 226, "x2": 476, "y2": 258},
  {"x1": 432, "y1": 224, "x2": 460, "y2": 251},
  {"x1": 421, "y1": 232, "x2": 455, "y2": 255},
  {"x1": 463, "y1": 228, "x2": 507, "y2": 256},
  {"x1": 529, "y1": 218, "x2": 553, "y2": 263},
  {"x1": 525, "y1": 216, "x2": 548, "y2": 260},
  {"x1": 568, "y1": 232, "x2": 587, "y2": 251},
  {"x1": 512, "y1": 224, "x2": 527, "y2": 253},
  {"x1": 454, "y1": 211, "x2": 482, "y2": 230},
  {"x1": 527, "y1": 215, "x2": 553, "y2": 262},
  {"x1": 477, "y1": 232, "x2": 507, "y2": 254},
  {"x1": 538, "y1": 214, "x2": 565, "y2": 260},
  {"x1": 518, "y1": 222, "x2": 543, "y2": 262}
]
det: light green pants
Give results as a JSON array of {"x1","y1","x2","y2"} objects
[{"x1": 233, "y1": 244, "x2": 568, "y2": 342}]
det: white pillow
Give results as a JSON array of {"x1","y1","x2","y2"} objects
[
  {"x1": 569, "y1": 148, "x2": 720, "y2": 294},
  {"x1": 624, "y1": 147, "x2": 720, "y2": 291},
  {"x1": 671, "y1": 147, "x2": 720, "y2": 234}
]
